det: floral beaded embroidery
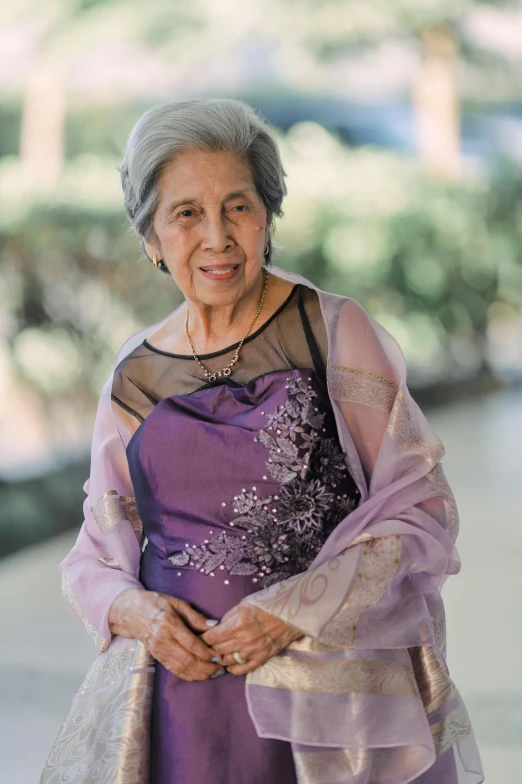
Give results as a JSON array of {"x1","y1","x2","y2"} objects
[{"x1": 169, "y1": 375, "x2": 359, "y2": 587}]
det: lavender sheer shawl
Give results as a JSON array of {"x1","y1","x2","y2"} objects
[{"x1": 40, "y1": 266, "x2": 483, "y2": 784}]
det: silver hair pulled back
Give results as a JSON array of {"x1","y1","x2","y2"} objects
[{"x1": 118, "y1": 98, "x2": 287, "y2": 271}]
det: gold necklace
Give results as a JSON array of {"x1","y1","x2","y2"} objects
[{"x1": 185, "y1": 269, "x2": 269, "y2": 382}]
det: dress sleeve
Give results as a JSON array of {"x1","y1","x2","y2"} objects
[
  {"x1": 246, "y1": 297, "x2": 459, "y2": 654},
  {"x1": 59, "y1": 376, "x2": 146, "y2": 653}
]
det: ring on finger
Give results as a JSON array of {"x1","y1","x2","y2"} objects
[{"x1": 233, "y1": 651, "x2": 248, "y2": 665}]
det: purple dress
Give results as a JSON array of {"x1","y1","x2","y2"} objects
[
  {"x1": 126, "y1": 367, "x2": 360, "y2": 784},
  {"x1": 110, "y1": 285, "x2": 359, "y2": 783}
]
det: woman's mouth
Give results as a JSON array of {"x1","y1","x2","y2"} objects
[{"x1": 200, "y1": 265, "x2": 240, "y2": 280}]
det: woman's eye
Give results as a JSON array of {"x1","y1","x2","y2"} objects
[
  {"x1": 179, "y1": 209, "x2": 194, "y2": 218},
  {"x1": 232, "y1": 205, "x2": 247, "y2": 212}
]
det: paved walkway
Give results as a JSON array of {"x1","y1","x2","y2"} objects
[{"x1": 1, "y1": 389, "x2": 521, "y2": 782}]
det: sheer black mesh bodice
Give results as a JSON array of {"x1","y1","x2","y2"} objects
[{"x1": 111, "y1": 284, "x2": 328, "y2": 434}]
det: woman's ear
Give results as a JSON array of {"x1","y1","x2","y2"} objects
[{"x1": 140, "y1": 234, "x2": 160, "y2": 262}]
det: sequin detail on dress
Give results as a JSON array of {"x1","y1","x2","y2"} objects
[{"x1": 169, "y1": 376, "x2": 358, "y2": 587}]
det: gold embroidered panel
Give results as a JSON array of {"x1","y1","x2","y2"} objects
[
  {"x1": 61, "y1": 566, "x2": 111, "y2": 654},
  {"x1": 350, "y1": 531, "x2": 375, "y2": 545},
  {"x1": 121, "y1": 496, "x2": 144, "y2": 540},
  {"x1": 431, "y1": 702, "x2": 472, "y2": 757},
  {"x1": 293, "y1": 743, "x2": 431, "y2": 784},
  {"x1": 426, "y1": 597, "x2": 447, "y2": 659},
  {"x1": 79, "y1": 641, "x2": 153, "y2": 695},
  {"x1": 248, "y1": 655, "x2": 418, "y2": 696},
  {"x1": 98, "y1": 556, "x2": 121, "y2": 570},
  {"x1": 245, "y1": 545, "x2": 364, "y2": 641},
  {"x1": 40, "y1": 648, "x2": 154, "y2": 784},
  {"x1": 320, "y1": 535, "x2": 401, "y2": 647},
  {"x1": 288, "y1": 636, "x2": 346, "y2": 654},
  {"x1": 327, "y1": 361, "x2": 445, "y2": 465},
  {"x1": 295, "y1": 747, "x2": 374, "y2": 784},
  {"x1": 427, "y1": 463, "x2": 460, "y2": 544},
  {"x1": 426, "y1": 596, "x2": 446, "y2": 656},
  {"x1": 386, "y1": 392, "x2": 445, "y2": 464},
  {"x1": 91, "y1": 490, "x2": 144, "y2": 542},
  {"x1": 408, "y1": 645, "x2": 455, "y2": 715},
  {"x1": 326, "y1": 363, "x2": 397, "y2": 413}
]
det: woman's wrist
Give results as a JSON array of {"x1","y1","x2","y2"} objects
[{"x1": 108, "y1": 586, "x2": 145, "y2": 631}]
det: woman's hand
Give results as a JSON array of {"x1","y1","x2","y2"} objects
[
  {"x1": 108, "y1": 588, "x2": 224, "y2": 682},
  {"x1": 201, "y1": 601, "x2": 302, "y2": 675}
]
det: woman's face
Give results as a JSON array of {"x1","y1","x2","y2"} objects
[{"x1": 143, "y1": 148, "x2": 270, "y2": 307}]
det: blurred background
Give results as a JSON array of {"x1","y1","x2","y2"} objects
[{"x1": 0, "y1": 0, "x2": 521, "y2": 781}]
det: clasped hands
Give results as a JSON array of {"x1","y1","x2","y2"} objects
[{"x1": 108, "y1": 588, "x2": 302, "y2": 682}]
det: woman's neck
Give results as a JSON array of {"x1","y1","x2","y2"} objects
[
  {"x1": 147, "y1": 271, "x2": 294, "y2": 357},
  {"x1": 185, "y1": 269, "x2": 269, "y2": 354}
]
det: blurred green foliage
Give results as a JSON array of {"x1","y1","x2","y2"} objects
[
  {"x1": 2, "y1": 124, "x2": 522, "y2": 406},
  {"x1": 2, "y1": 0, "x2": 522, "y2": 561},
  {"x1": 1, "y1": 197, "x2": 183, "y2": 409},
  {"x1": 276, "y1": 128, "x2": 522, "y2": 386},
  {"x1": 278, "y1": 124, "x2": 520, "y2": 391},
  {"x1": 1, "y1": 124, "x2": 522, "y2": 557}
]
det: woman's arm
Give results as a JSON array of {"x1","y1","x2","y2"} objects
[{"x1": 59, "y1": 376, "x2": 147, "y2": 652}]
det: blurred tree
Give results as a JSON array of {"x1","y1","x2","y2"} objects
[
  {"x1": 2, "y1": 2, "x2": 522, "y2": 555},
  {"x1": 413, "y1": 25, "x2": 461, "y2": 177},
  {"x1": 269, "y1": 0, "x2": 522, "y2": 177},
  {"x1": 0, "y1": 0, "x2": 209, "y2": 185},
  {"x1": 3, "y1": 0, "x2": 522, "y2": 181}
]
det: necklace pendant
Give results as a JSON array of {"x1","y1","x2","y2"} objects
[{"x1": 186, "y1": 269, "x2": 268, "y2": 386}]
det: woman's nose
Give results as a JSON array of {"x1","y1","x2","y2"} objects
[{"x1": 200, "y1": 213, "x2": 233, "y2": 254}]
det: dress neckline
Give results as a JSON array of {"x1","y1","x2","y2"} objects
[
  {"x1": 142, "y1": 283, "x2": 299, "y2": 360},
  {"x1": 124, "y1": 365, "x2": 323, "y2": 454}
]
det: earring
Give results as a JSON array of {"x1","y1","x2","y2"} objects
[
  {"x1": 152, "y1": 255, "x2": 161, "y2": 270},
  {"x1": 264, "y1": 240, "x2": 270, "y2": 257}
]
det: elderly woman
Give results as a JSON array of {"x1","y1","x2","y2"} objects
[{"x1": 41, "y1": 99, "x2": 483, "y2": 784}]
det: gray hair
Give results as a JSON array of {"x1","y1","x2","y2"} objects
[{"x1": 118, "y1": 98, "x2": 287, "y2": 268}]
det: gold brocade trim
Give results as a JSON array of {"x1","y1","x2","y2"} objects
[
  {"x1": 431, "y1": 702, "x2": 472, "y2": 757},
  {"x1": 121, "y1": 496, "x2": 144, "y2": 540},
  {"x1": 248, "y1": 656, "x2": 418, "y2": 696},
  {"x1": 326, "y1": 364, "x2": 397, "y2": 413},
  {"x1": 293, "y1": 744, "x2": 431, "y2": 784},
  {"x1": 244, "y1": 546, "x2": 365, "y2": 636},
  {"x1": 320, "y1": 535, "x2": 401, "y2": 647},
  {"x1": 350, "y1": 531, "x2": 375, "y2": 545},
  {"x1": 327, "y1": 362, "x2": 400, "y2": 391},
  {"x1": 79, "y1": 641, "x2": 153, "y2": 695},
  {"x1": 427, "y1": 463, "x2": 460, "y2": 544},
  {"x1": 408, "y1": 645, "x2": 455, "y2": 715},
  {"x1": 61, "y1": 566, "x2": 111, "y2": 653},
  {"x1": 289, "y1": 636, "x2": 344, "y2": 654},
  {"x1": 91, "y1": 490, "x2": 144, "y2": 542},
  {"x1": 386, "y1": 392, "x2": 444, "y2": 464},
  {"x1": 39, "y1": 645, "x2": 154, "y2": 784},
  {"x1": 426, "y1": 597, "x2": 447, "y2": 658},
  {"x1": 99, "y1": 556, "x2": 121, "y2": 569},
  {"x1": 295, "y1": 747, "x2": 370, "y2": 782},
  {"x1": 91, "y1": 490, "x2": 125, "y2": 534},
  {"x1": 326, "y1": 362, "x2": 444, "y2": 464},
  {"x1": 321, "y1": 542, "x2": 369, "y2": 645}
]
